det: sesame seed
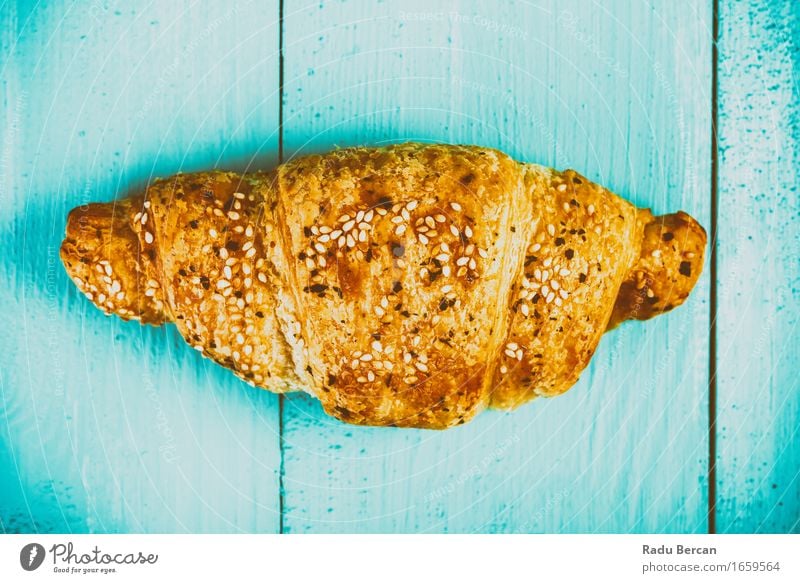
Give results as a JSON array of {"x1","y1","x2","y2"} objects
[
  {"x1": 319, "y1": 234, "x2": 331, "y2": 243},
  {"x1": 541, "y1": 285, "x2": 550, "y2": 297},
  {"x1": 465, "y1": 244, "x2": 475, "y2": 255},
  {"x1": 223, "y1": 266, "x2": 232, "y2": 279},
  {"x1": 563, "y1": 202, "x2": 570, "y2": 212},
  {"x1": 346, "y1": 234, "x2": 356, "y2": 248},
  {"x1": 330, "y1": 229, "x2": 342, "y2": 239},
  {"x1": 141, "y1": 213, "x2": 148, "y2": 225},
  {"x1": 547, "y1": 292, "x2": 556, "y2": 303},
  {"x1": 217, "y1": 279, "x2": 230, "y2": 289},
  {"x1": 531, "y1": 243, "x2": 541, "y2": 252},
  {"x1": 355, "y1": 210, "x2": 364, "y2": 222},
  {"x1": 435, "y1": 253, "x2": 449, "y2": 262},
  {"x1": 450, "y1": 225, "x2": 460, "y2": 237},
  {"x1": 442, "y1": 265, "x2": 451, "y2": 277},
  {"x1": 547, "y1": 224, "x2": 555, "y2": 237},
  {"x1": 412, "y1": 336, "x2": 421, "y2": 347},
  {"x1": 456, "y1": 256, "x2": 469, "y2": 266},
  {"x1": 144, "y1": 289, "x2": 155, "y2": 297},
  {"x1": 464, "y1": 225, "x2": 473, "y2": 238},
  {"x1": 144, "y1": 231, "x2": 154, "y2": 244},
  {"x1": 468, "y1": 258, "x2": 477, "y2": 270},
  {"x1": 342, "y1": 220, "x2": 355, "y2": 232},
  {"x1": 246, "y1": 247, "x2": 256, "y2": 258},
  {"x1": 520, "y1": 303, "x2": 530, "y2": 316},
  {"x1": 364, "y1": 210, "x2": 374, "y2": 222},
  {"x1": 551, "y1": 280, "x2": 560, "y2": 290},
  {"x1": 314, "y1": 242, "x2": 325, "y2": 254},
  {"x1": 367, "y1": 371, "x2": 375, "y2": 382},
  {"x1": 337, "y1": 236, "x2": 346, "y2": 248},
  {"x1": 374, "y1": 306, "x2": 385, "y2": 317},
  {"x1": 404, "y1": 352, "x2": 412, "y2": 364},
  {"x1": 234, "y1": 192, "x2": 245, "y2": 199},
  {"x1": 500, "y1": 365, "x2": 508, "y2": 374},
  {"x1": 441, "y1": 284, "x2": 453, "y2": 293},
  {"x1": 406, "y1": 200, "x2": 419, "y2": 211},
  {"x1": 257, "y1": 273, "x2": 267, "y2": 283},
  {"x1": 478, "y1": 248, "x2": 488, "y2": 259},
  {"x1": 560, "y1": 268, "x2": 570, "y2": 276},
  {"x1": 450, "y1": 202, "x2": 462, "y2": 212},
  {"x1": 338, "y1": 214, "x2": 350, "y2": 223},
  {"x1": 380, "y1": 296, "x2": 389, "y2": 309},
  {"x1": 418, "y1": 233, "x2": 429, "y2": 245},
  {"x1": 505, "y1": 349, "x2": 516, "y2": 358},
  {"x1": 415, "y1": 362, "x2": 428, "y2": 372},
  {"x1": 587, "y1": 204, "x2": 595, "y2": 216},
  {"x1": 357, "y1": 376, "x2": 367, "y2": 383},
  {"x1": 557, "y1": 184, "x2": 567, "y2": 192},
  {"x1": 209, "y1": 228, "x2": 218, "y2": 238},
  {"x1": 228, "y1": 211, "x2": 240, "y2": 220},
  {"x1": 360, "y1": 353, "x2": 373, "y2": 362},
  {"x1": 319, "y1": 225, "x2": 332, "y2": 234},
  {"x1": 425, "y1": 216, "x2": 436, "y2": 229},
  {"x1": 559, "y1": 289, "x2": 569, "y2": 299},
  {"x1": 143, "y1": 200, "x2": 151, "y2": 208}
]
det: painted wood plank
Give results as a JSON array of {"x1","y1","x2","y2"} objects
[
  {"x1": 0, "y1": 0, "x2": 283, "y2": 533},
  {"x1": 716, "y1": 0, "x2": 800, "y2": 533},
  {"x1": 281, "y1": 0, "x2": 711, "y2": 532}
]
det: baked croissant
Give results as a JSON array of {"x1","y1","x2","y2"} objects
[{"x1": 60, "y1": 143, "x2": 706, "y2": 429}]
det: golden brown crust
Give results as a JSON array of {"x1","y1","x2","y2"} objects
[{"x1": 60, "y1": 143, "x2": 707, "y2": 428}]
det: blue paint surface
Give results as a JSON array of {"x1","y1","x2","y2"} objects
[{"x1": 0, "y1": 0, "x2": 796, "y2": 533}]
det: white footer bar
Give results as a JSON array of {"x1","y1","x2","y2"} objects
[{"x1": 1, "y1": 534, "x2": 797, "y2": 582}]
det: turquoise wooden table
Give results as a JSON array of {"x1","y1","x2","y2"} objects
[{"x1": 1, "y1": 0, "x2": 797, "y2": 534}]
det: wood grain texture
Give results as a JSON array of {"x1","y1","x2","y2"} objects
[
  {"x1": 0, "y1": 0, "x2": 283, "y2": 533},
  {"x1": 715, "y1": 0, "x2": 800, "y2": 533},
  {"x1": 280, "y1": 0, "x2": 712, "y2": 533}
]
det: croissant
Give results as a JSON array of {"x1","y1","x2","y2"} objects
[{"x1": 60, "y1": 143, "x2": 706, "y2": 429}]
